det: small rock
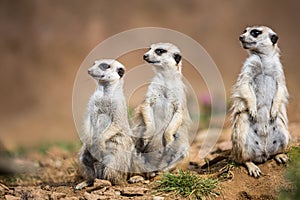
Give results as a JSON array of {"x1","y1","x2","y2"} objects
[
  {"x1": 5, "y1": 195, "x2": 20, "y2": 200},
  {"x1": 153, "y1": 196, "x2": 164, "y2": 200},
  {"x1": 121, "y1": 187, "x2": 148, "y2": 196},
  {"x1": 42, "y1": 185, "x2": 51, "y2": 191},
  {"x1": 51, "y1": 192, "x2": 66, "y2": 200},
  {"x1": 86, "y1": 179, "x2": 111, "y2": 192},
  {"x1": 84, "y1": 192, "x2": 103, "y2": 200},
  {"x1": 30, "y1": 188, "x2": 49, "y2": 199},
  {"x1": 0, "y1": 183, "x2": 9, "y2": 191},
  {"x1": 54, "y1": 160, "x2": 62, "y2": 168},
  {"x1": 61, "y1": 197, "x2": 79, "y2": 200}
]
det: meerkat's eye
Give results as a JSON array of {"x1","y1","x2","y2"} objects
[
  {"x1": 250, "y1": 29, "x2": 262, "y2": 38},
  {"x1": 155, "y1": 48, "x2": 167, "y2": 56},
  {"x1": 243, "y1": 29, "x2": 247, "y2": 34},
  {"x1": 99, "y1": 63, "x2": 110, "y2": 70}
]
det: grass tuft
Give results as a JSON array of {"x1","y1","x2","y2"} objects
[
  {"x1": 279, "y1": 145, "x2": 300, "y2": 199},
  {"x1": 155, "y1": 169, "x2": 219, "y2": 199}
]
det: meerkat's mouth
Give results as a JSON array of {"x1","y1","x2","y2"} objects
[
  {"x1": 90, "y1": 74, "x2": 105, "y2": 79},
  {"x1": 146, "y1": 60, "x2": 160, "y2": 64},
  {"x1": 241, "y1": 41, "x2": 256, "y2": 49}
]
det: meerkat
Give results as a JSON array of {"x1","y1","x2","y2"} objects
[
  {"x1": 231, "y1": 26, "x2": 290, "y2": 177},
  {"x1": 132, "y1": 42, "x2": 191, "y2": 173},
  {"x1": 76, "y1": 59, "x2": 135, "y2": 189}
]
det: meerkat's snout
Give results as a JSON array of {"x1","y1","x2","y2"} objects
[
  {"x1": 87, "y1": 68, "x2": 92, "y2": 75},
  {"x1": 239, "y1": 35, "x2": 245, "y2": 42},
  {"x1": 143, "y1": 54, "x2": 150, "y2": 62}
]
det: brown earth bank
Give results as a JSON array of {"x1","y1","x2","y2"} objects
[{"x1": 1, "y1": 124, "x2": 299, "y2": 200}]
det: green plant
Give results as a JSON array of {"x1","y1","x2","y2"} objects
[
  {"x1": 155, "y1": 169, "x2": 219, "y2": 199},
  {"x1": 279, "y1": 146, "x2": 300, "y2": 199}
]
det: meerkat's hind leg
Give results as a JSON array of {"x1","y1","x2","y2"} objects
[
  {"x1": 275, "y1": 153, "x2": 288, "y2": 164},
  {"x1": 76, "y1": 147, "x2": 96, "y2": 189},
  {"x1": 245, "y1": 162, "x2": 262, "y2": 178}
]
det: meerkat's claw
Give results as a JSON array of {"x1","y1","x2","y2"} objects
[
  {"x1": 245, "y1": 162, "x2": 262, "y2": 178},
  {"x1": 75, "y1": 180, "x2": 93, "y2": 190},
  {"x1": 275, "y1": 154, "x2": 288, "y2": 164}
]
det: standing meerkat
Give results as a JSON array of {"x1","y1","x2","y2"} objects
[
  {"x1": 132, "y1": 43, "x2": 191, "y2": 173},
  {"x1": 76, "y1": 59, "x2": 134, "y2": 189},
  {"x1": 231, "y1": 26, "x2": 290, "y2": 177}
]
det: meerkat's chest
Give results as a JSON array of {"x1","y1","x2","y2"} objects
[
  {"x1": 88, "y1": 98, "x2": 116, "y2": 129},
  {"x1": 252, "y1": 67, "x2": 277, "y2": 104},
  {"x1": 149, "y1": 89, "x2": 177, "y2": 128},
  {"x1": 94, "y1": 98, "x2": 117, "y2": 115}
]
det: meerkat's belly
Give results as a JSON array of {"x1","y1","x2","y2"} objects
[{"x1": 248, "y1": 74, "x2": 286, "y2": 161}]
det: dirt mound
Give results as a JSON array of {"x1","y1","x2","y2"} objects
[{"x1": 0, "y1": 142, "x2": 294, "y2": 200}]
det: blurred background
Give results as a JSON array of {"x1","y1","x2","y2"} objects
[{"x1": 0, "y1": 0, "x2": 300, "y2": 150}]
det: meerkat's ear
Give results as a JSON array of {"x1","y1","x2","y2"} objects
[
  {"x1": 117, "y1": 67, "x2": 125, "y2": 78},
  {"x1": 173, "y1": 53, "x2": 182, "y2": 65},
  {"x1": 270, "y1": 34, "x2": 279, "y2": 45}
]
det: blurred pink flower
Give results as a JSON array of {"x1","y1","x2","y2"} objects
[{"x1": 199, "y1": 92, "x2": 212, "y2": 106}]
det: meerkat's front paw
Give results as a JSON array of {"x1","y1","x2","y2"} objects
[
  {"x1": 275, "y1": 154, "x2": 288, "y2": 164},
  {"x1": 100, "y1": 141, "x2": 106, "y2": 149},
  {"x1": 245, "y1": 162, "x2": 262, "y2": 178},
  {"x1": 144, "y1": 129, "x2": 154, "y2": 138},
  {"x1": 248, "y1": 106, "x2": 257, "y2": 120},
  {"x1": 163, "y1": 132, "x2": 175, "y2": 147}
]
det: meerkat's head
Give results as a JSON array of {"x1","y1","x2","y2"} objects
[
  {"x1": 239, "y1": 26, "x2": 279, "y2": 55},
  {"x1": 88, "y1": 59, "x2": 125, "y2": 84},
  {"x1": 143, "y1": 43, "x2": 182, "y2": 73}
]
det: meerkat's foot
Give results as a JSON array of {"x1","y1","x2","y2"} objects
[
  {"x1": 128, "y1": 175, "x2": 145, "y2": 184},
  {"x1": 275, "y1": 154, "x2": 288, "y2": 164},
  {"x1": 75, "y1": 180, "x2": 94, "y2": 190},
  {"x1": 245, "y1": 162, "x2": 262, "y2": 178}
]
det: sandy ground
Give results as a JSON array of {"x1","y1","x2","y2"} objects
[{"x1": 0, "y1": 123, "x2": 299, "y2": 200}]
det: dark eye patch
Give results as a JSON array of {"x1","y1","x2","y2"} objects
[
  {"x1": 99, "y1": 63, "x2": 110, "y2": 70},
  {"x1": 243, "y1": 29, "x2": 247, "y2": 34},
  {"x1": 250, "y1": 29, "x2": 262, "y2": 38},
  {"x1": 155, "y1": 48, "x2": 167, "y2": 56}
]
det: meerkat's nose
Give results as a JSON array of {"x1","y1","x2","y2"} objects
[
  {"x1": 88, "y1": 69, "x2": 92, "y2": 74},
  {"x1": 143, "y1": 54, "x2": 149, "y2": 61},
  {"x1": 239, "y1": 35, "x2": 245, "y2": 42}
]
